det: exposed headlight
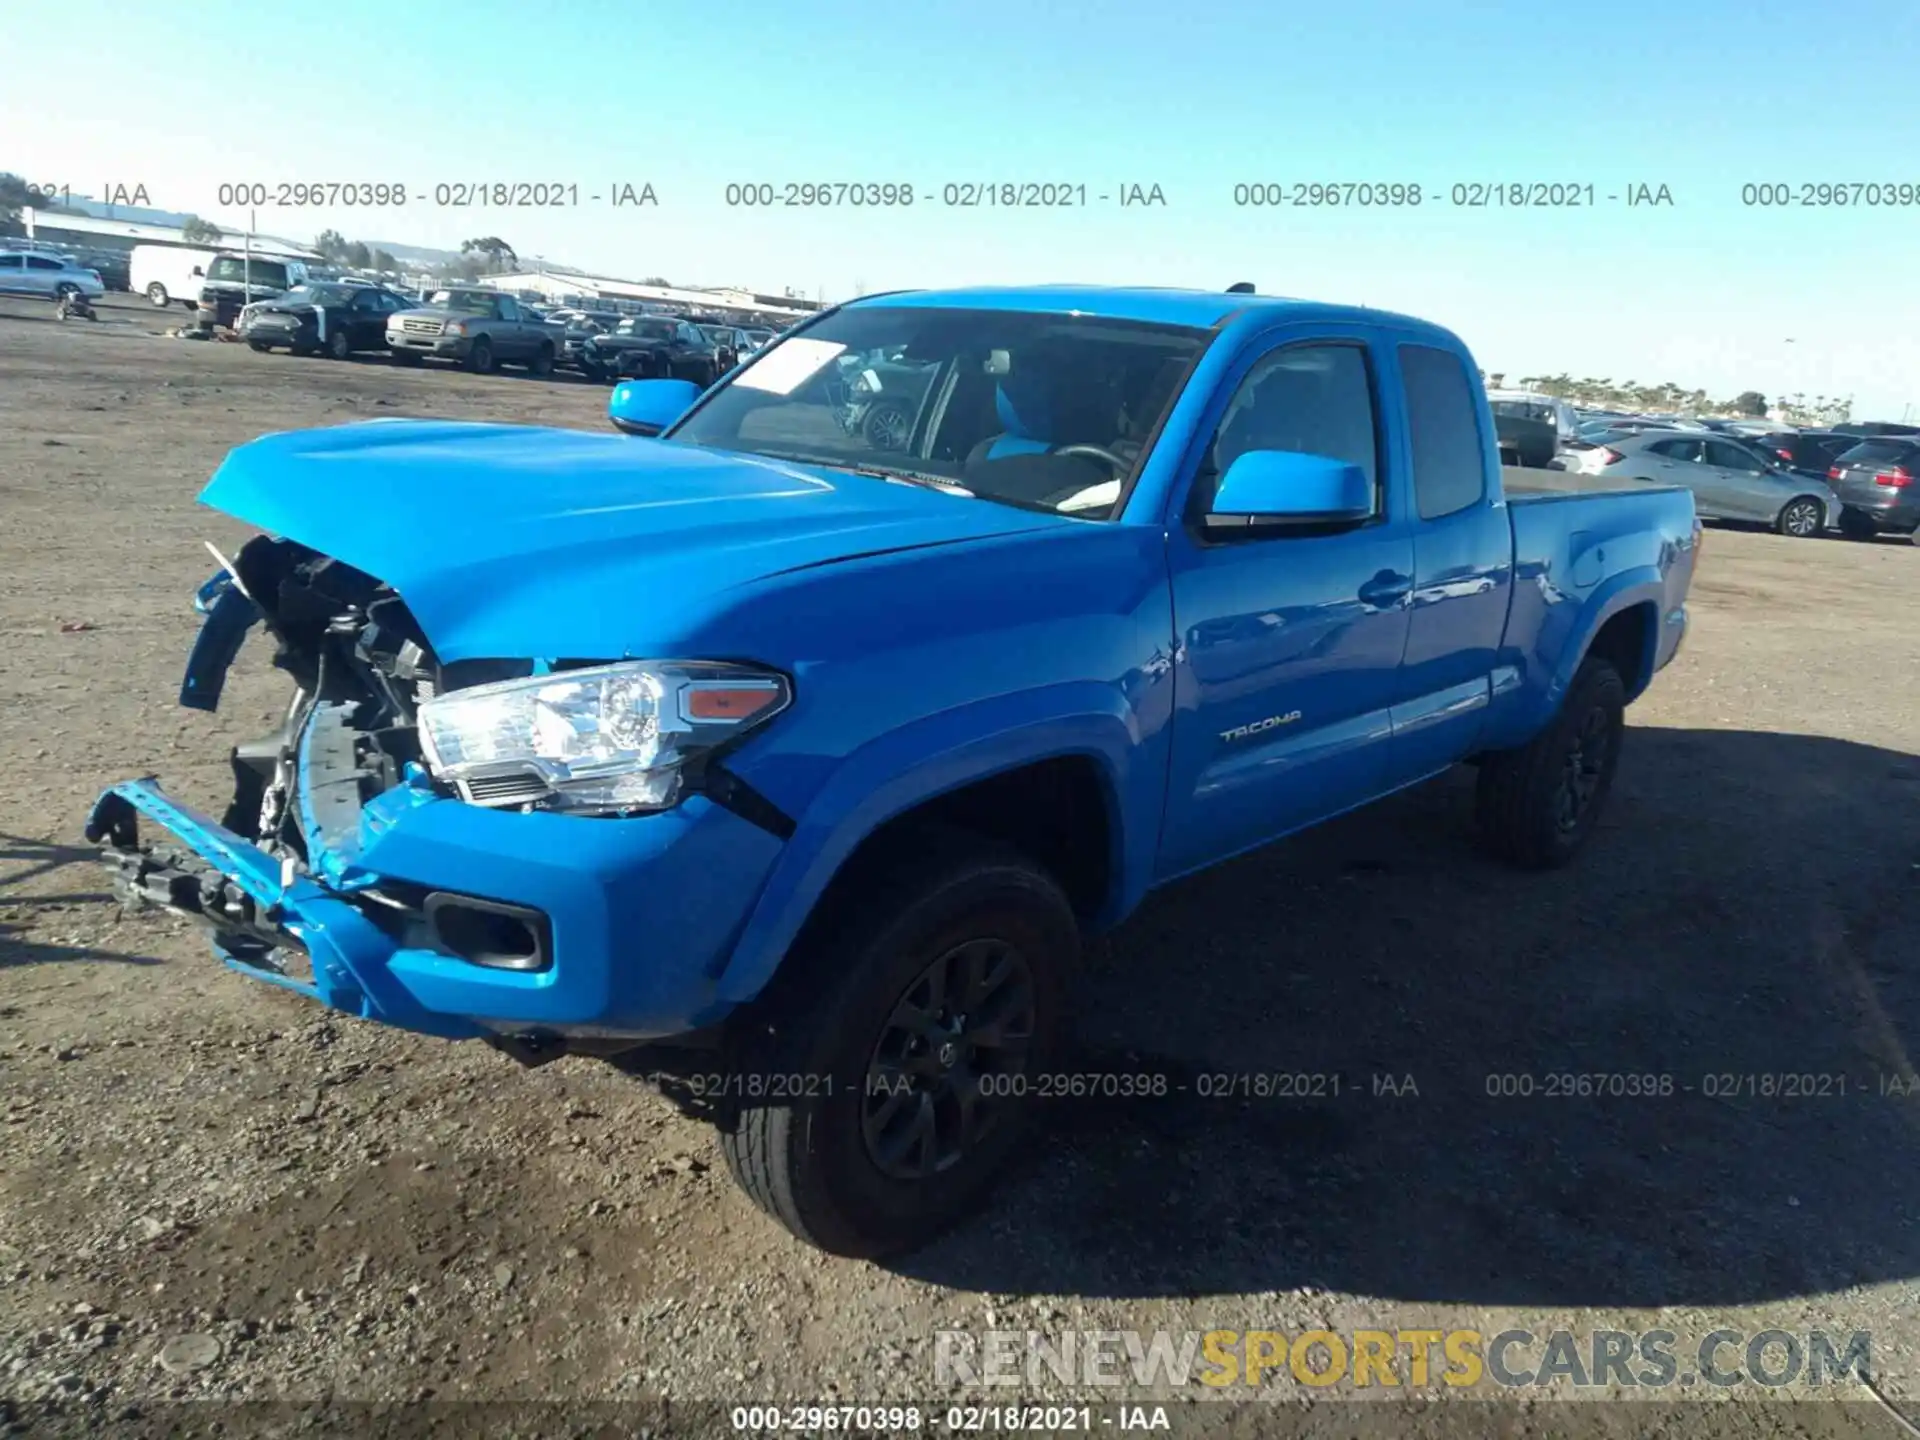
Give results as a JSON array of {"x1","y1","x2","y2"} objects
[
  {"x1": 444, "y1": 320, "x2": 465, "y2": 336},
  {"x1": 416, "y1": 660, "x2": 791, "y2": 814}
]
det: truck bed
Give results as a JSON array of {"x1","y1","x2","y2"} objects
[{"x1": 1501, "y1": 465, "x2": 1680, "y2": 500}]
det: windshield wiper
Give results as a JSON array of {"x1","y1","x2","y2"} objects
[{"x1": 755, "y1": 451, "x2": 976, "y2": 497}]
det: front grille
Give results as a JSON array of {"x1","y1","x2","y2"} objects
[
  {"x1": 460, "y1": 772, "x2": 551, "y2": 807},
  {"x1": 401, "y1": 317, "x2": 443, "y2": 335}
]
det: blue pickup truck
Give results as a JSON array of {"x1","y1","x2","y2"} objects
[{"x1": 89, "y1": 286, "x2": 1699, "y2": 1256}]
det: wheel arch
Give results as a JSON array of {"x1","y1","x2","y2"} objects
[{"x1": 715, "y1": 709, "x2": 1148, "y2": 1010}]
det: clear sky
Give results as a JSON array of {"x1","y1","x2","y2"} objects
[{"x1": 9, "y1": 0, "x2": 1920, "y2": 417}]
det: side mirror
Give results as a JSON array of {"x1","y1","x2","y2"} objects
[
  {"x1": 1208, "y1": 450, "x2": 1374, "y2": 527},
  {"x1": 191, "y1": 266, "x2": 204, "y2": 277},
  {"x1": 609, "y1": 377, "x2": 701, "y2": 437}
]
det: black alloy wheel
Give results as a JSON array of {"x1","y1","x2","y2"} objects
[{"x1": 861, "y1": 937, "x2": 1037, "y2": 1180}]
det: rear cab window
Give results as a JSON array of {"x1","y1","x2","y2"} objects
[{"x1": 1399, "y1": 344, "x2": 1487, "y2": 520}]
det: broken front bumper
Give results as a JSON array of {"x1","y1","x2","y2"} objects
[{"x1": 86, "y1": 766, "x2": 787, "y2": 1043}]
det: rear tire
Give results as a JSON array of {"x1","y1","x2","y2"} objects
[
  {"x1": 528, "y1": 344, "x2": 555, "y2": 377},
  {"x1": 146, "y1": 283, "x2": 169, "y2": 307},
  {"x1": 248, "y1": 341, "x2": 272, "y2": 353},
  {"x1": 1838, "y1": 507, "x2": 1877, "y2": 542},
  {"x1": 1475, "y1": 657, "x2": 1626, "y2": 870},
  {"x1": 1775, "y1": 496, "x2": 1824, "y2": 538},
  {"x1": 326, "y1": 328, "x2": 351, "y2": 360},
  {"x1": 719, "y1": 832, "x2": 1078, "y2": 1258}
]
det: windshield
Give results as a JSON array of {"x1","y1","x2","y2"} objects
[
  {"x1": 665, "y1": 305, "x2": 1210, "y2": 520},
  {"x1": 276, "y1": 283, "x2": 353, "y2": 306},
  {"x1": 206, "y1": 257, "x2": 289, "y2": 287},
  {"x1": 617, "y1": 319, "x2": 678, "y2": 338},
  {"x1": 430, "y1": 290, "x2": 495, "y2": 314}
]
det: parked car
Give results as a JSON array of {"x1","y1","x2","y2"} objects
[
  {"x1": 835, "y1": 344, "x2": 943, "y2": 451},
  {"x1": 1828, "y1": 437, "x2": 1920, "y2": 541},
  {"x1": 385, "y1": 288, "x2": 557, "y2": 375},
  {"x1": 693, "y1": 324, "x2": 750, "y2": 372},
  {"x1": 89, "y1": 285, "x2": 1699, "y2": 1258},
  {"x1": 130, "y1": 245, "x2": 218, "y2": 308},
  {"x1": 1572, "y1": 430, "x2": 1836, "y2": 537},
  {"x1": 1750, "y1": 429, "x2": 1859, "y2": 481},
  {"x1": 1832, "y1": 422, "x2": 1920, "y2": 438},
  {"x1": 1487, "y1": 390, "x2": 1578, "y2": 445},
  {"x1": 1493, "y1": 409, "x2": 1558, "y2": 468},
  {"x1": 579, "y1": 315, "x2": 725, "y2": 384},
  {"x1": 239, "y1": 283, "x2": 415, "y2": 359},
  {"x1": 0, "y1": 249, "x2": 105, "y2": 300},
  {"x1": 197, "y1": 253, "x2": 316, "y2": 328}
]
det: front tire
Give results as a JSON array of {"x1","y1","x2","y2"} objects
[
  {"x1": 390, "y1": 349, "x2": 422, "y2": 366},
  {"x1": 1775, "y1": 496, "x2": 1824, "y2": 538},
  {"x1": 720, "y1": 834, "x2": 1078, "y2": 1258},
  {"x1": 466, "y1": 338, "x2": 495, "y2": 374},
  {"x1": 1475, "y1": 657, "x2": 1626, "y2": 870},
  {"x1": 248, "y1": 340, "x2": 273, "y2": 353}
]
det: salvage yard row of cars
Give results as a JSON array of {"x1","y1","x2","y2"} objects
[
  {"x1": 1489, "y1": 389, "x2": 1920, "y2": 544},
  {"x1": 234, "y1": 278, "x2": 777, "y2": 383}
]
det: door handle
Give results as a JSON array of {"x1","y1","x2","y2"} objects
[{"x1": 1359, "y1": 572, "x2": 1413, "y2": 608}]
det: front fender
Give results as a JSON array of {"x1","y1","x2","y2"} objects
[{"x1": 713, "y1": 683, "x2": 1156, "y2": 1008}]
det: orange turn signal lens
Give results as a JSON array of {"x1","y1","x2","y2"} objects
[{"x1": 683, "y1": 682, "x2": 784, "y2": 722}]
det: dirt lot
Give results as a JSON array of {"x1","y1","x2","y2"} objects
[{"x1": 2, "y1": 294, "x2": 1918, "y2": 1438}]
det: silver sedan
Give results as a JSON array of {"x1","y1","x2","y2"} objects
[{"x1": 1572, "y1": 429, "x2": 1838, "y2": 538}]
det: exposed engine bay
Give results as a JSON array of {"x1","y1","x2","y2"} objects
[{"x1": 209, "y1": 534, "x2": 529, "y2": 858}]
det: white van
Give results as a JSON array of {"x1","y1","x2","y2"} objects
[{"x1": 130, "y1": 245, "x2": 219, "y2": 308}]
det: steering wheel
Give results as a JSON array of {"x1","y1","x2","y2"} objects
[{"x1": 1049, "y1": 443, "x2": 1131, "y2": 475}]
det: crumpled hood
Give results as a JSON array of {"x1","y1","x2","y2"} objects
[{"x1": 201, "y1": 420, "x2": 1070, "y2": 661}]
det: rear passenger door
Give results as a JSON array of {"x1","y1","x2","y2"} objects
[
  {"x1": 1703, "y1": 440, "x2": 1777, "y2": 521},
  {"x1": 1639, "y1": 438, "x2": 1721, "y2": 515},
  {"x1": 1385, "y1": 344, "x2": 1515, "y2": 786}
]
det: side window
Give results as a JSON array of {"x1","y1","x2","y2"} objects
[
  {"x1": 1660, "y1": 439, "x2": 1704, "y2": 462},
  {"x1": 1708, "y1": 441, "x2": 1763, "y2": 471},
  {"x1": 495, "y1": 296, "x2": 519, "y2": 320},
  {"x1": 1201, "y1": 343, "x2": 1379, "y2": 515},
  {"x1": 27, "y1": 255, "x2": 63, "y2": 270},
  {"x1": 0, "y1": 255, "x2": 23, "y2": 270},
  {"x1": 1399, "y1": 344, "x2": 1486, "y2": 521}
]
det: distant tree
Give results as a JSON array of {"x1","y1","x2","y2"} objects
[
  {"x1": 461, "y1": 236, "x2": 517, "y2": 273},
  {"x1": 639, "y1": 275, "x2": 671, "y2": 286},
  {"x1": 180, "y1": 215, "x2": 224, "y2": 245},
  {"x1": 370, "y1": 248, "x2": 398, "y2": 272},
  {"x1": 441, "y1": 253, "x2": 487, "y2": 283},
  {"x1": 1730, "y1": 390, "x2": 1768, "y2": 417},
  {"x1": 314, "y1": 228, "x2": 348, "y2": 260},
  {"x1": 0, "y1": 174, "x2": 52, "y2": 236},
  {"x1": 344, "y1": 240, "x2": 371, "y2": 270}
]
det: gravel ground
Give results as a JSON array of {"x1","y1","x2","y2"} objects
[{"x1": 2, "y1": 294, "x2": 1918, "y2": 1438}]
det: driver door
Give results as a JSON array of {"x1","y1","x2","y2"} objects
[{"x1": 1157, "y1": 334, "x2": 1415, "y2": 879}]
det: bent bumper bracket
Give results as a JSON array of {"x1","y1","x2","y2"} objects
[{"x1": 85, "y1": 779, "x2": 483, "y2": 1039}]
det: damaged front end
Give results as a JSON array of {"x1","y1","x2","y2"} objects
[
  {"x1": 87, "y1": 533, "x2": 792, "y2": 1046},
  {"x1": 89, "y1": 536, "x2": 537, "y2": 1037}
]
